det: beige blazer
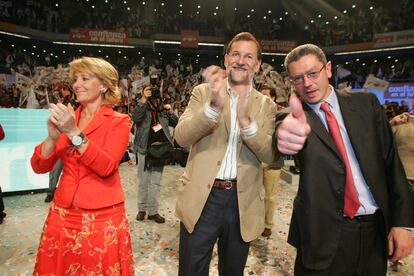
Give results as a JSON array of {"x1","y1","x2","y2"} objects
[
  {"x1": 174, "y1": 82, "x2": 277, "y2": 242},
  {"x1": 393, "y1": 122, "x2": 414, "y2": 180}
]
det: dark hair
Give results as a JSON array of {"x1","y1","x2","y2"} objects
[
  {"x1": 226, "y1": 32, "x2": 262, "y2": 60},
  {"x1": 284, "y1": 44, "x2": 327, "y2": 74}
]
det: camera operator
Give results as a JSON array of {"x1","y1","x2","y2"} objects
[{"x1": 132, "y1": 83, "x2": 178, "y2": 223}]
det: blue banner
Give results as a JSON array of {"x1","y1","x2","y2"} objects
[{"x1": 0, "y1": 108, "x2": 49, "y2": 192}]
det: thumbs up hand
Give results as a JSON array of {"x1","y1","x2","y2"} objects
[{"x1": 277, "y1": 94, "x2": 311, "y2": 155}]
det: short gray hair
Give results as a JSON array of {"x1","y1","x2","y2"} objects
[{"x1": 284, "y1": 44, "x2": 327, "y2": 74}]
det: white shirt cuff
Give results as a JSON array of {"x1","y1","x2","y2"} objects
[
  {"x1": 241, "y1": 120, "x2": 258, "y2": 139},
  {"x1": 204, "y1": 102, "x2": 220, "y2": 122}
]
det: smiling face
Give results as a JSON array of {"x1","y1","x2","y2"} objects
[
  {"x1": 72, "y1": 71, "x2": 104, "y2": 106},
  {"x1": 224, "y1": 40, "x2": 261, "y2": 86},
  {"x1": 288, "y1": 54, "x2": 332, "y2": 104}
]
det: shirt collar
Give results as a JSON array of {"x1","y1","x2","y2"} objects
[
  {"x1": 306, "y1": 85, "x2": 337, "y2": 112},
  {"x1": 226, "y1": 79, "x2": 253, "y2": 98}
]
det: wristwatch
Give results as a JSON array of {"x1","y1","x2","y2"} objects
[{"x1": 71, "y1": 133, "x2": 87, "y2": 148}]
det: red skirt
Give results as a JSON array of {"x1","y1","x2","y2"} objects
[{"x1": 34, "y1": 202, "x2": 135, "y2": 276}]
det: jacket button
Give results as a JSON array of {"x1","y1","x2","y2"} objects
[
  {"x1": 217, "y1": 161, "x2": 221, "y2": 166},
  {"x1": 207, "y1": 184, "x2": 211, "y2": 189}
]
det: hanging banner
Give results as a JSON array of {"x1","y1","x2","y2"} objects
[
  {"x1": 384, "y1": 83, "x2": 414, "y2": 99},
  {"x1": 69, "y1": 28, "x2": 128, "y2": 44},
  {"x1": 181, "y1": 30, "x2": 199, "y2": 48},
  {"x1": 260, "y1": 40, "x2": 297, "y2": 52},
  {"x1": 373, "y1": 29, "x2": 414, "y2": 48}
]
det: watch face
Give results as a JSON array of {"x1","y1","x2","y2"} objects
[{"x1": 72, "y1": 135, "x2": 83, "y2": 146}]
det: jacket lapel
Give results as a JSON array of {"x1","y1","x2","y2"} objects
[
  {"x1": 237, "y1": 90, "x2": 261, "y2": 155},
  {"x1": 247, "y1": 90, "x2": 260, "y2": 119},
  {"x1": 303, "y1": 103, "x2": 342, "y2": 160},
  {"x1": 337, "y1": 92, "x2": 364, "y2": 156},
  {"x1": 79, "y1": 105, "x2": 113, "y2": 135}
]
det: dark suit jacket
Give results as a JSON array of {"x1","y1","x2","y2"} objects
[{"x1": 278, "y1": 91, "x2": 414, "y2": 270}]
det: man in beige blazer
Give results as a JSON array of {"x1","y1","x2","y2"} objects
[{"x1": 174, "y1": 32, "x2": 277, "y2": 276}]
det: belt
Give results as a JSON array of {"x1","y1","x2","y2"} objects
[
  {"x1": 345, "y1": 210, "x2": 380, "y2": 222},
  {"x1": 213, "y1": 179, "x2": 237, "y2": 190}
]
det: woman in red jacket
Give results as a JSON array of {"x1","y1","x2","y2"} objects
[{"x1": 31, "y1": 57, "x2": 134, "y2": 275}]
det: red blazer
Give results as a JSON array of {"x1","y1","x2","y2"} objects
[{"x1": 31, "y1": 105, "x2": 131, "y2": 209}]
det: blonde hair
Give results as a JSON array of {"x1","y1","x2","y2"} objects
[{"x1": 69, "y1": 56, "x2": 120, "y2": 104}]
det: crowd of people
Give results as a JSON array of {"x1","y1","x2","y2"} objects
[
  {"x1": 1, "y1": 1, "x2": 414, "y2": 45},
  {"x1": 0, "y1": 0, "x2": 60, "y2": 33},
  {"x1": 1, "y1": 44, "x2": 412, "y2": 123},
  {"x1": 0, "y1": 40, "x2": 293, "y2": 115},
  {"x1": 240, "y1": 0, "x2": 414, "y2": 46},
  {"x1": 334, "y1": 58, "x2": 414, "y2": 89}
]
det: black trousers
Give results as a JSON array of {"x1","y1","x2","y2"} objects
[
  {"x1": 294, "y1": 212, "x2": 387, "y2": 276},
  {"x1": 179, "y1": 187, "x2": 250, "y2": 276}
]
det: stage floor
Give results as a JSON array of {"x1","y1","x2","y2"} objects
[{"x1": 0, "y1": 164, "x2": 412, "y2": 275}]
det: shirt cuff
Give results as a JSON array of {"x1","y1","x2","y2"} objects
[
  {"x1": 204, "y1": 102, "x2": 220, "y2": 122},
  {"x1": 241, "y1": 120, "x2": 258, "y2": 139}
]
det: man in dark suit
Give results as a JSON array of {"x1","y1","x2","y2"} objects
[{"x1": 275, "y1": 43, "x2": 414, "y2": 275}]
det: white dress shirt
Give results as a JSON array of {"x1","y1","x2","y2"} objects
[
  {"x1": 204, "y1": 82, "x2": 258, "y2": 180},
  {"x1": 307, "y1": 86, "x2": 379, "y2": 216}
]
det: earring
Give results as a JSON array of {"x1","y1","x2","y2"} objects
[{"x1": 100, "y1": 87, "x2": 107, "y2": 94}]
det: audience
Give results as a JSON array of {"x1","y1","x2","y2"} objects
[
  {"x1": 1, "y1": 1, "x2": 413, "y2": 45},
  {"x1": 0, "y1": 44, "x2": 413, "y2": 120}
]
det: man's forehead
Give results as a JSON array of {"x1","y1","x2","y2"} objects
[
  {"x1": 229, "y1": 41, "x2": 258, "y2": 53},
  {"x1": 288, "y1": 55, "x2": 323, "y2": 72},
  {"x1": 292, "y1": 54, "x2": 320, "y2": 63}
]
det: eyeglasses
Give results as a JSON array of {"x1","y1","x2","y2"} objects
[{"x1": 290, "y1": 64, "x2": 326, "y2": 85}]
